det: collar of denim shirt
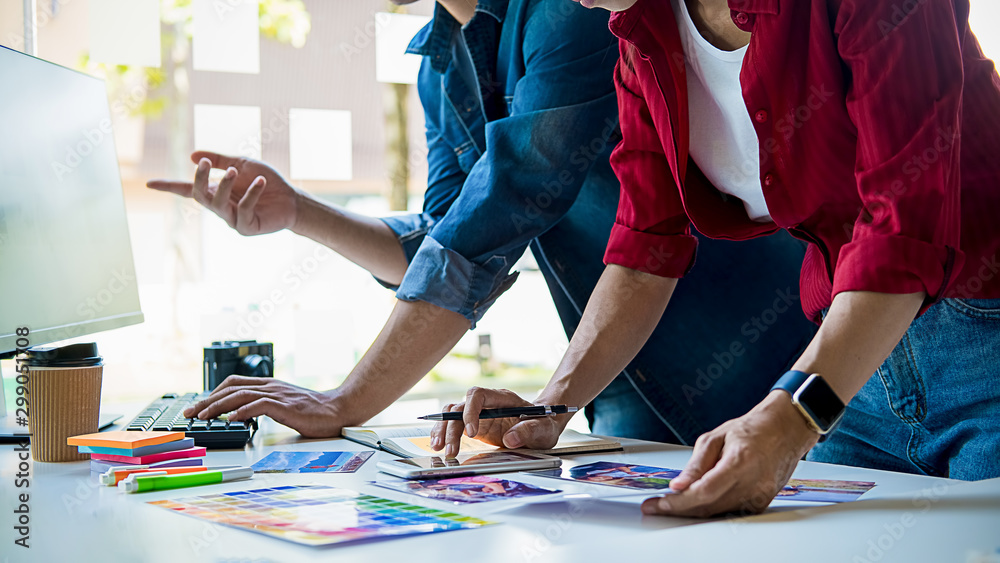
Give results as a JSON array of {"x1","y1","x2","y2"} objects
[{"x1": 406, "y1": 0, "x2": 509, "y2": 74}]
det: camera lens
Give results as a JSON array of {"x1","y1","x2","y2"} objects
[{"x1": 240, "y1": 354, "x2": 272, "y2": 377}]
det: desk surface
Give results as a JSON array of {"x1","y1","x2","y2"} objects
[{"x1": 2, "y1": 414, "x2": 998, "y2": 563}]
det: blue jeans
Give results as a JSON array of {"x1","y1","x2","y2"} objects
[{"x1": 808, "y1": 298, "x2": 1000, "y2": 481}]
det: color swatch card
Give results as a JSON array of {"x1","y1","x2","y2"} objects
[
  {"x1": 251, "y1": 451, "x2": 374, "y2": 474},
  {"x1": 149, "y1": 485, "x2": 495, "y2": 547},
  {"x1": 534, "y1": 461, "x2": 876, "y2": 503},
  {"x1": 373, "y1": 476, "x2": 562, "y2": 505}
]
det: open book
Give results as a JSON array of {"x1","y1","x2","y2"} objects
[{"x1": 341, "y1": 423, "x2": 622, "y2": 459}]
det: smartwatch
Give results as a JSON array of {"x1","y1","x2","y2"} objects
[{"x1": 770, "y1": 370, "x2": 846, "y2": 437}]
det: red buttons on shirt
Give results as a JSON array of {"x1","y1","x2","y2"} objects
[
  {"x1": 755, "y1": 109, "x2": 769, "y2": 123},
  {"x1": 734, "y1": 12, "x2": 750, "y2": 26},
  {"x1": 763, "y1": 173, "x2": 776, "y2": 187}
]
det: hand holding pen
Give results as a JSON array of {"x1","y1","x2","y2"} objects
[
  {"x1": 427, "y1": 387, "x2": 578, "y2": 458},
  {"x1": 418, "y1": 405, "x2": 578, "y2": 421}
]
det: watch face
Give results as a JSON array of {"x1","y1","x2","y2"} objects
[{"x1": 794, "y1": 375, "x2": 845, "y2": 432}]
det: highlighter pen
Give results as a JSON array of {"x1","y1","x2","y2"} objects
[
  {"x1": 118, "y1": 467, "x2": 253, "y2": 493},
  {"x1": 101, "y1": 465, "x2": 237, "y2": 486}
]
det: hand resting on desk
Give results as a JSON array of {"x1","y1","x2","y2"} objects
[{"x1": 183, "y1": 375, "x2": 346, "y2": 439}]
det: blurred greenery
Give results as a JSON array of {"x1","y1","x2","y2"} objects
[{"x1": 78, "y1": 0, "x2": 311, "y2": 120}]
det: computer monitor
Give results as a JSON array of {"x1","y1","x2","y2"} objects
[{"x1": 0, "y1": 45, "x2": 144, "y2": 358}]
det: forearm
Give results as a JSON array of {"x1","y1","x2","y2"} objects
[
  {"x1": 291, "y1": 192, "x2": 408, "y2": 285},
  {"x1": 330, "y1": 299, "x2": 471, "y2": 425},
  {"x1": 538, "y1": 264, "x2": 677, "y2": 407},
  {"x1": 791, "y1": 290, "x2": 925, "y2": 402}
]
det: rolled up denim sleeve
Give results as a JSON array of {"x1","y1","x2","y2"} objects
[
  {"x1": 376, "y1": 54, "x2": 467, "y2": 291},
  {"x1": 394, "y1": 2, "x2": 620, "y2": 326},
  {"x1": 376, "y1": 212, "x2": 438, "y2": 291}
]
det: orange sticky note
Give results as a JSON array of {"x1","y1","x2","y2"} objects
[{"x1": 67, "y1": 431, "x2": 185, "y2": 449}]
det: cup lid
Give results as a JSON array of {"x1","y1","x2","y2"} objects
[{"x1": 21, "y1": 343, "x2": 102, "y2": 367}]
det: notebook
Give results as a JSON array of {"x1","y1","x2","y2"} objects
[{"x1": 341, "y1": 424, "x2": 621, "y2": 458}]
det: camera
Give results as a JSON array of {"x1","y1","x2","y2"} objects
[{"x1": 203, "y1": 340, "x2": 274, "y2": 391}]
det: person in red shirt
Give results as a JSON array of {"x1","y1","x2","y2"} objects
[{"x1": 432, "y1": 0, "x2": 1000, "y2": 517}]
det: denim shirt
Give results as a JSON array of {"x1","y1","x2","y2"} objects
[{"x1": 380, "y1": 0, "x2": 621, "y2": 326}]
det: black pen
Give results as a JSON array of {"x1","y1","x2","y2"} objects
[{"x1": 418, "y1": 405, "x2": 579, "y2": 421}]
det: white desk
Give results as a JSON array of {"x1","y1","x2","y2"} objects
[{"x1": 2, "y1": 415, "x2": 998, "y2": 563}]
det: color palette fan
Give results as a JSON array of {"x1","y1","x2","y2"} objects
[{"x1": 149, "y1": 484, "x2": 495, "y2": 547}]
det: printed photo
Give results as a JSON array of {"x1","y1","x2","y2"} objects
[
  {"x1": 560, "y1": 461, "x2": 682, "y2": 490},
  {"x1": 777, "y1": 479, "x2": 876, "y2": 503},
  {"x1": 251, "y1": 451, "x2": 374, "y2": 473},
  {"x1": 374, "y1": 476, "x2": 561, "y2": 504}
]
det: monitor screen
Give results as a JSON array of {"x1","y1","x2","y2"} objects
[{"x1": 0, "y1": 46, "x2": 143, "y2": 356}]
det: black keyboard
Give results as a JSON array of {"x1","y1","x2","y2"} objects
[{"x1": 126, "y1": 393, "x2": 257, "y2": 449}]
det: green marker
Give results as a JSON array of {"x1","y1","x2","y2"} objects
[{"x1": 118, "y1": 467, "x2": 253, "y2": 493}]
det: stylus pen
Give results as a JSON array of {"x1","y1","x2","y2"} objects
[
  {"x1": 418, "y1": 405, "x2": 579, "y2": 421},
  {"x1": 118, "y1": 467, "x2": 253, "y2": 493}
]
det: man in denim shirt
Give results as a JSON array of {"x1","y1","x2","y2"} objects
[{"x1": 150, "y1": 0, "x2": 816, "y2": 448}]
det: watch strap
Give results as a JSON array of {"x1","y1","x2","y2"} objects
[
  {"x1": 771, "y1": 370, "x2": 833, "y2": 441},
  {"x1": 771, "y1": 370, "x2": 810, "y2": 395}
]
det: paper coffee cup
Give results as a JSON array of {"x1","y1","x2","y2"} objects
[{"x1": 22, "y1": 344, "x2": 104, "y2": 462}]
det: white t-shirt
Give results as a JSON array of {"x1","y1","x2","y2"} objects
[{"x1": 673, "y1": 0, "x2": 772, "y2": 222}]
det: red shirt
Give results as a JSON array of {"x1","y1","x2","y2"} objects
[{"x1": 604, "y1": 0, "x2": 1000, "y2": 322}]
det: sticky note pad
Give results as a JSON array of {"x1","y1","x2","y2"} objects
[
  {"x1": 90, "y1": 446, "x2": 207, "y2": 465},
  {"x1": 77, "y1": 437, "x2": 195, "y2": 457},
  {"x1": 68, "y1": 431, "x2": 185, "y2": 449}
]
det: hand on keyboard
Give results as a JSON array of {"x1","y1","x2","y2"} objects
[
  {"x1": 183, "y1": 376, "x2": 347, "y2": 439},
  {"x1": 128, "y1": 393, "x2": 257, "y2": 448}
]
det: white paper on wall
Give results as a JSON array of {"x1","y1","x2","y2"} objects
[
  {"x1": 193, "y1": 104, "x2": 262, "y2": 160},
  {"x1": 288, "y1": 108, "x2": 352, "y2": 181},
  {"x1": 192, "y1": 0, "x2": 260, "y2": 74},
  {"x1": 375, "y1": 12, "x2": 431, "y2": 84},
  {"x1": 89, "y1": 0, "x2": 161, "y2": 68}
]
